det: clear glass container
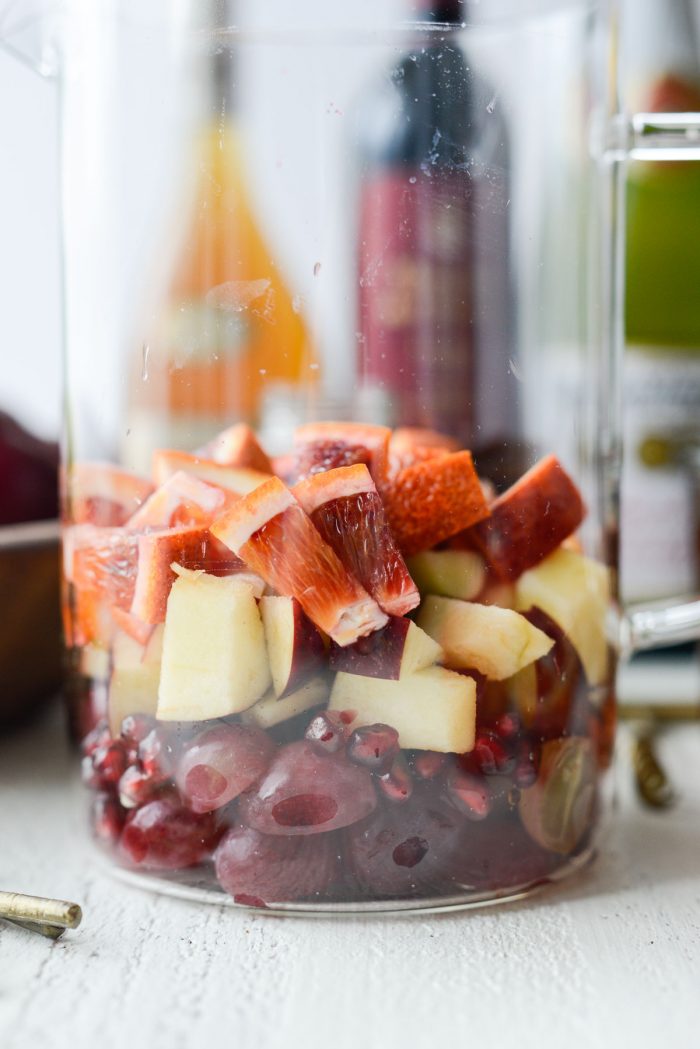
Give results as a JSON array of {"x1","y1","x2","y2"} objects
[{"x1": 4, "y1": 0, "x2": 700, "y2": 913}]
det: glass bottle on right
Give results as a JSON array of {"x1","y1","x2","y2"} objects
[{"x1": 620, "y1": 0, "x2": 700, "y2": 608}]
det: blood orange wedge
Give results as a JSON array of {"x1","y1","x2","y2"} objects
[
  {"x1": 151, "y1": 449, "x2": 271, "y2": 495},
  {"x1": 126, "y1": 471, "x2": 238, "y2": 531},
  {"x1": 388, "y1": 427, "x2": 460, "y2": 475},
  {"x1": 67, "y1": 526, "x2": 141, "y2": 646},
  {"x1": 67, "y1": 463, "x2": 154, "y2": 526},
  {"x1": 211, "y1": 476, "x2": 388, "y2": 646},
  {"x1": 196, "y1": 423, "x2": 273, "y2": 474},
  {"x1": 467, "y1": 455, "x2": 585, "y2": 581},
  {"x1": 292, "y1": 421, "x2": 391, "y2": 486},
  {"x1": 130, "y1": 526, "x2": 243, "y2": 624},
  {"x1": 294, "y1": 464, "x2": 419, "y2": 617},
  {"x1": 384, "y1": 451, "x2": 490, "y2": 556}
]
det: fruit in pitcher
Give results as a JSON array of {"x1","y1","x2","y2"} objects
[
  {"x1": 107, "y1": 626, "x2": 163, "y2": 735},
  {"x1": 507, "y1": 607, "x2": 583, "y2": 735},
  {"x1": 388, "y1": 427, "x2": 459, "y2": 474},
  {"x1": 215, "y1": 826, "x2": 338, "y2": 905},
  {"x1": 384, "y1": 451, "x2": 490, "y2": 555},
  {"x1": 260, "y1": 596, "x2": 326, "y2": 698},
  {"x1": 238, "y1": 740, "x2": 377, "y2": 836},
  {"x1": 68, "y1": 462, "x2": 153, "y2": 526},
  {"x1": 242, "y1": 678, "x2": 329, "y2": 730},
  {"x1": 294, "y1": 464, "x2": 419, "y2": 616},
  {"x1": 211, "y1": 476, "x2": 387, "y2": 645},
  {"x1": 328, "y1": 616, "x2": 442, "y2": 680},
  {"x1": 120, "y1": 798, "x2": 221, "y2": 870},
  {"x1": 197, "y1": 423, "x2": 273, "y2": 474},
  {"x1": 126, "y1": 471, "x2": 238, "y2": 530},
  {"x1": 67, "y1": 526, "x2": 141, "y2": 646},
  {"x1": 329, "y1": 666, "x2": 477, "y2": 753},
  {"x1": 417, "y1": 597, "x2": 554, "y2": 680},
  {"x1": 468, "y1": 455, "x2": 585, "y2": 581},
  {"x1": 129, "y1": 525, "x2": 239, "y2": 624},
  {"x1": 518, "y1": 737, "x2": 596, "y2": 854},
  {"x1": 152, "y1": 449, "x2": 271, "y2": 494},
  {"x1": 157, "y1": 573, "x2": 270, "y2": 720},
  {"x1": 406, "y1": 549, "x2": 486, "y2": 601},
  {"x1": 176, "y1": 724, "x2": 274, "y2": 813},
  {"x1": 515, "y1": 547, "x2": 610, "y2": 686},
  {"x1": 293, "y1": 421, "x2": 391, "y2": 486}
]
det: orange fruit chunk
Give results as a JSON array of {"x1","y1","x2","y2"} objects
[{"x1": 196, "y1": 423, "x2": 273, "y2": 474}]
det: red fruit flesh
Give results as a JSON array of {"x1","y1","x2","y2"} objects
[
  {"x1": 295, "y1": 465, "x2": 419, "y2": 617},
  {"x1": 294, "y1": 440, "x2": 372, "y2": 483},
  {"x1": 120, "y1": 799, "x2": 220, "y2": 869},
  {"x1": 238, "y1": 740, "x2": 377, "y2": 836},
  {"x1": 68, "y1": 463, "x2": 153, "y2": 526},
  {"x1": 293, "y1": 421, "x2": 391, "y2": 487},
  {"x1": 384, "y1": 451, "x2": 490, "y2": 556},
  {"x1": 347, "y1": 724, "x2": 400, "y2": 772},
  {"x1": 91, "y1": 793, "x2": 126, "y2": 846},
  {"x1": 388, "y1": 427, "x2": 459, "y2": 475},
  {"x1": 176, "y1": 725, "x2": 274, "y2": 814},
  {"x1": 67, "y1": 526, "x2": 140, "y2": 646},
  {"x1": 118, "y1": 765, "x2": 165, "y2": 809},
  {"x1": 212, "y1": 477, "x2": 387, "y2": 646},
  {"x1": 377, "y1": 754, "x2": 414, "y2": 804},
  {"x1": 344, "y1": 788, "x2": 465, "y2": 897},
  {"x1": 468, "y1": 455, "x2": 585, "y2": 581},
  {"x1": 126, "y1": 471, "x2": 237, "y2": 530},
  {"x1": 197, "y1": 423, "x2": 273, "y2": 474},
  {"x1": 215, "y1": 826, "x2": 338, "y2": 904},
  {"x1": 329, "y1": 616, "x2": 422, "y2": 680}
]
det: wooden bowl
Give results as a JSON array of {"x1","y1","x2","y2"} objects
[{"x1": 0, "y1": 520, "x2": 63, "y2": 730}]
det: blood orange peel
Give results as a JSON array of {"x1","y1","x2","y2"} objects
[
  {"x1": 385, "y1": 450, "x2": 490, "y2": 556},
  {"x1": 212, "y1": 476, "x2": 388, "y2": 646},
  {"x1": 294, "y1": 464, "x2": 419, "y2": 617},
  {"x1": 126, "y1": 470, "x2": 238, "y2": 531},
  {"x1": 151, "y1": 448, "x2": 271, "y2": 495}
]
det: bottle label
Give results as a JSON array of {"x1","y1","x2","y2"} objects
[{"x1": 621, "y1": 346, "x2": 700, "y2": 601}]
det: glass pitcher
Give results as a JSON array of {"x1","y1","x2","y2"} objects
[{"x1": 4, "y1": 0, "x2": 700, "y2": 914}]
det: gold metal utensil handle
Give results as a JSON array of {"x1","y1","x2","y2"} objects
[{"x1": 0, "y1": 891, "x2": 82, "y2": 939}]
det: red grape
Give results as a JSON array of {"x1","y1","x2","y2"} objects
[
  {"x1": 215, "y1": 826, "x2": 338, "y2": 905},
  {"x1": 176, "y1": 724, "x2": 274, "y2": 814}
]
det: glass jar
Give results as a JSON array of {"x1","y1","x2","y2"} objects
[{"x1": 6, "y1": 0, "x2": 700, "y2": 913}]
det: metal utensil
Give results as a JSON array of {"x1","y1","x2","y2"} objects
[{"x1": 0, "y1": 891, "x2": 82, "y2": 939}]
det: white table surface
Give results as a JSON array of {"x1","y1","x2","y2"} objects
[{"x1": 1, "y1": 706, "x2": 698, "y2": 1049}]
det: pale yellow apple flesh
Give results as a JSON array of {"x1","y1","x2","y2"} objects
[
  {"x1": 157, "y1": 574, "x2": 270, "y2": 720},
  {"x1": 406, "y1": 549, "x2": 486, "y2": 601},
  {"x1": 108, "y1": 626, "x2": 164, "y2": 735},
  {"x1": 329, "y1": 666, "x2": 476, "y2": 753},
  {"x1": 416, "y1": 597, "x2": 554, "y2": 680},
  {"x1": 242, "y1": 677, "x2": 329, "y2": 729}
]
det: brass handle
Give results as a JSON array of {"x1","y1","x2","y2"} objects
[{"x1": 0, "y1": 891, "x2": 82, "y2": 940}]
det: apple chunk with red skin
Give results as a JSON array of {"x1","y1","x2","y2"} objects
[
  {"x1": 260, "y1": 596, "x2": 326, "y2": 698},
  {"x1": 328, "y1": 616, "x2": 442, "y2": 680},
  {"x1": 417, "y1": 597, "x2": 554, "y2": 680},
  {"x1": 329, "y1": 666, "x2": 476, "y2": 753},
  {"x1": 468, "y1": 454, "x2": 585, "y2": 581}
]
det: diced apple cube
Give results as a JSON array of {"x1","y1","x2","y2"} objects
[
  {"x1": 329, "y1": 667, "x2": 476, "y2": 753},
  {"x1": 107, "y1": 626, "x2": 164, "y2": 735},
  {"x1": 417, "y1": 597, "x2": 554, "y2": 680},
  {"x1": 515, "y1": 547, "x2": 610, "y2": 686},
  {"x1": 328, "y1": 617, "x2": 442, "y2": 680},
  {"x1": 260, "y1": 596, "x2": 326, "y2": 698},
  {"x1": 157, "y1": 574, "x2": 270, "y2": 721},
  {"x1": 406, "y1": 549, "x2": 486, "y2": 601},
  {"x1": 241, "y1": 678, "x2": 329, "y2": 730}
]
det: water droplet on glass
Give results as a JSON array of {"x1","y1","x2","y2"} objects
[
  {"x1": 486, "y1": 93, "x2": 498, "y2": 114},
  {"x1": 409, "y1": 176, "x2": 417, "y2": 185},
  {"x1": 313, "y1": 262, "x2": 321, "y2": 277},
  {"x1": 141, "y1": 344, "x2": 150, "y2": 381},
  {"x1": 508, "y1": 357, "x2": 524, "y2": 382}
]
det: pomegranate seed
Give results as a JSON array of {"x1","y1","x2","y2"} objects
[
  {"x1": 91, "y1": 792, "x2": 126, "y2": 845},
  {"x1": 81, "y1": 755, "x2": 102, "y2": 790},
  {"x1": 81, "y1": 719, "x2": 110, "y2": 757},
  {"x1": 83, "y1": 741, "x2": 129, "y2": 790},
  {"x1": 493, "y1": 712, "x2": 521, "y2": 740},
  {"x1": 305, "y1": 712, "x2": 347, "y2": 754},
  {"x1": 118, "y1": 765, "x2": 164, "y2": 809},
  {"x1": 120, "y1": 713, "x2": 157, "y2": 747},
  {"x1": 392, "y1": 836, "x2": 429, "y2": 868},
  {"x1": 120, "y1": 799, "x2": 220, "y2": 870},
  {"x1": 377, "y1": 753, "x2": 413, "y2": 804},
  {"x1": 412, "y1": 751, "x2": 447, "y2": 780},
  {"x1": 473, "y1": 731, "x2": 515, "y2": 776},
  {"x1": 347, "y1": 724, "x2": 399, "y2": 772},
  {"x1": 446, "y1": 767, "x2": 491, "y2": 821},
  {"x1": 139, "y1": 728, "x2": 176, "y2": 779}
]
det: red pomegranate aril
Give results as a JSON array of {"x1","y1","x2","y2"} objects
[
  {"x1": 215, "y1": 826, "x2": 339, "y2": 904},
  {"x1": 81, "y1": 754, "x2": 102, "y2": 789},
  {"x1": 347, "y1": 724, "x2": 399, "y2": 772},
  {"x1": 139, "y1": 728, "x2": 176, "y2": 780},
  {"x1": 118, "y1": 765, "x2": 165, "y2": 809},
  {"x1": 473, "y1": 731, "x2": 515, "y2": 776},
  {"x1": 81, "y1": 719, "x2": 111, "y2": 757},
  {"x1": 377, "y1": 754, "x2": 413, "y2": 804},
  {"x1": 239, "y1": 740, "x2": 377, "y2": 836},
  {"x1": 120, "y1": 713, "x2": 157, "y2": 747},
  {"x1": 120, "y1": 799, "x2": 219, "y2": 870},
  {"x1": 412, "y1": 751, "x2": 448, "y2": 780},
  {"x1": 493, "y1": 712, "x2": 522, "y2": 741},
  {"x1": 90, "y1": 740, "x2": 129, "y2": 787},
  {"x1": 91, "y1": 792, "x2": 126, "y2": 846},
  {"x1": 175, "y1": 724, "x2": 274, "y2": 814},
  {"x1": 446, "y1": 767, "x2": 491, "y2": 821},
  {"x1": 304, "y1": 711, "x2": 347, "y2": 754}
]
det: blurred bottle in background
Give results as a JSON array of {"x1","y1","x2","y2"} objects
[
  {"x1": 621, "y1": 0, "x2": 700, "y2": 604},
  {"x1": 126, "y1": 0, "x2": 314, "y2": 465},
  {"x1": 355, "y1": 0, "x2": 513, "y2": 458}
]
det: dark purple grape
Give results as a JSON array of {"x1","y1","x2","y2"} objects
[
  {"x1": 176, "y1": 724, "x2": 274, "y2": 814},
  {"x1": 215, "y1": 826, "x2": 339, "y2": 905},
  {"x1": 239, "y1": 740, "x2": 377, "y2": 836}
]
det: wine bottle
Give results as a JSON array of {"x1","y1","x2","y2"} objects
[
  {"x1": 126, "y1": 1, "x2": 314, "y2": 463},
  {"x1": 621, "y1": 0, "x2": 700, "y2": 603},
  {"x1": 355, "y1": 0, "x2": 513, "y2": 456}
]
